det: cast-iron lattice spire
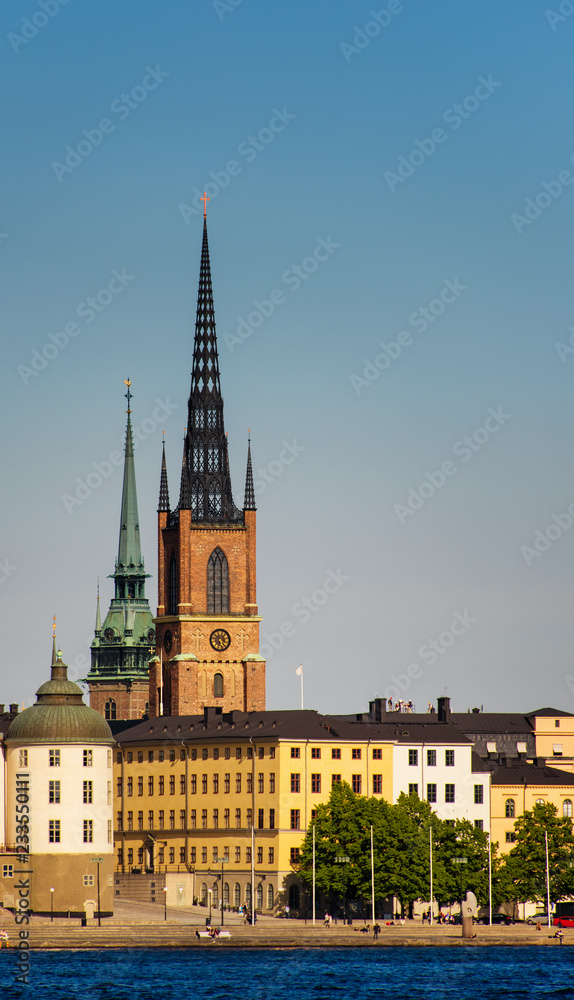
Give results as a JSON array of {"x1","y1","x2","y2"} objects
[
  {"x1": 178, "y1": 216, "x2": 242, "y2": 523},
  {"x1": 244, "y1": 434, "x2": 256, "y2": 511},
  {"x1": 158, "y1": 436, "x2": 170, "y2": 513}
]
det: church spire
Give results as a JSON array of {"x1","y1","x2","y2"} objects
[
  {"x1": 95, "y1": 580, "x2": 101, "y2": 634},
  {"x1": 244, "y1": 434, "x2": 256, "y2": 511},
  {"x1": 116, "y1": 380, "x2": 143, "y2": 575},
  {"x1": 178, "y1": 216, "x2": 242, "y2": 523},
  {"x1": 158, "y1": 436, "x2": 170, "y2": 513}
]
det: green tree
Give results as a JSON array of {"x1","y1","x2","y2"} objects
[{"x1": 503, "y1": 801, "x2": 574, "y2": 905}]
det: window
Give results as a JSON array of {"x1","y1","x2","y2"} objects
[
  {"x1": 257, "y1": 846, "x2": 263, "y2": 865},
  {"x1": 224, "y1": 808, "x2": 230, "y2": 829},
  {"x1": 311, "y1": 748, "x2": 321, "y2": 759},
  {"x1": 127, "y1": 752, "x2": 133, "y2": 763},
  {"x1": 235, "y1": 808, "x2": 241, "y2": 828},
  {"x1": 148, "y1": 811, "x2": 154, "y2": 830},
  {"x1": 180, "y1": 810, "x2": 186, "y2": 829},
  {"x1": 269, "y1": 773, "x2": 275, "y2": 793},
  {"x1": 291, "y1": 773, "x2": 300, "y2": 793},
  {"x1": 506, "y1": 832, "x2": 516, "y2": 843},
  {"x1": 474, "y1": 785, "x2": 484, "y2": 805},
  {"x1": 474, "y1": 820, "x2": 484, "y2": 830},
  {"x1": 83, "y1": 781, "x2": 93, "y2": 804},
  {"x1": 267, "y1": 884, "x2": 274, "y2": 910},
  {"x1": 246, "y1": 847, "x2": 252, "y2": 864},
  {"x1": 269, "y1": 808, "x2": 275, "y2": 830},
  {"x1": 332, "y1": 774, "x2": 341, "y2": 785},
  {"x1": 116, "y1": 752, "x2": 122, "y2": 764},
  {"x1": 159, "y1": 776, "x2": 165, "y2": 795},
  {"x1": 224, "y1": 747, "x2": 231, "y2": 759},
  {"x1": 104, "y1": 699, "x2": 116, "y2": 720},
  {"x1": 158, "y1": 810, "x2": 164, "y2": 828},
  {"x1": 256, "y1": 883, "x2": 263, "y2": 909},
  {"x1": 224, "y1": 773, "x2": 230, "y2": 793},
  {"x1": 427, "y1": 783, "x2": 437, "y2": 803},
  {"x1": 148, "y1": 777, "x2": 154, "y2": 796},
  {"x1": 408, "y1": 783, "x2": 418, "y2": 797},
  {"x1": 236, "y1": 747, "x2": 242, "y2": 760},
  {"x1": 445, "y1": 750, "x2": 455, "y2": 767},
  {"x1": 270, "y1": 747, "x2": 275, "y2": 759},
  {"x1": 127, "y1": 777, "x2": 133, "y2": 796},
  {"x1": 170, "y1": 750, "x2": 175, "y2": 762},
  {"x1": 107, "y1": 781, "x2": 112, "y2": 804},
  {"x1": 372, "y1": 774, "x2": 382, "y2": 794},
  {"x1": 564, "y1": 800, "x2": 573, "y2": 818},
  {"x1": 207, "y1": 547, "x2": 229, "y2": 613},
  {"x1": 352, "y1": 774, "x2": 362, "y2": 794},
  {"x1": 117, "y1": 777, "x2": 123, "y2": 797},
  {"x1": 247, "y1": 774, "x2": 253, "y2": 794},
  {"x1": 49, "y1": 749, "x2": 61, "y2": 767},
  {"x1": 202, "y1": 848, "x2": 207, "y2": 864},
  {"x1": 235, "y1": 846, "x2": 241, "y2": 863},
  {"x1": 258, "y1": 808, "x2": 264, "y2": 829},
  {"x1": 19, "y1": 750, "x2": 28, "y2": 768},
  {"x1": 138, "y1": 777, "x2": 143, "y2": 796},
  {"x1": 159, "y1": 750, "x2": 165, "y2": 762},
  {"x1": 291, "y1": 747, "x2": 300, "y2": 759},
  {"x1": 138, "y1": 811, "x2": 143, "y2": 831},
  {"x1": 148, "y1": 751, "x2": 154, "y2": 762},
  {"x1": 127, "y1": 811, "x2": 133, "y2": 831},
  {"x1": 213, "y1": 775, "x2": 219, "y2": 794},
  {"x1": 168, "y1": 552, "x2": 178, "y2": 614},
  {"x1": 169, "y1": 810, "x2": 175, "y2": 830},
  {"x1": 202, "y1": 810, "x2": 207, "y2": 829},
  {"x1": 202, "y1": 775, "x2": 208, "y2": 794},
  {"x1": 352, "y1": 748, "x2": 361, "y2": 760},
  {"x1": 236, "y1": 773, "x2": 242, "y2": 793},
  {"x1": 170, "y1": 848, "x2": 175, "y2": 864},
  {"x1": 214, "y1": 673, "x2": 224, "y2": 698},
  {"x1": 2, "y1": 865, "x2": 13, "y2": 879},
  {"x1": 258, "y1": 773, "x2": 264, "y2": 793},
  {"x1": 290, "y1": 848, "x2": 300, "y2": 864},
  {"x1": 372, "y1": 748, "x2": 382, "y2": 760},
  {"x1": 258, "y1": 746, "x2": 264, "y2": 759},
  {"x1": 408, "y1": 749, "x2": 418, "y2": 766},
  {"x1": 180, "y1": 748, "x2": 186, "y2": 761},
  {"x1": 83, "y1": 819, "x2": 93, "y2": 843},
  {"x1": 505, "y1": 799, "x2": 515, "y2": 818},
  {"x1": 190, "y1": 809, "x2": 196, "y2": 829},
  {"x1": 83, "y1": 749, "x2": 93, "y2": 767},
  {"x1": 190, "y1": 847, "x2": 196, "y2": 864},
  {"x1": 49, "y1": 780, "x2": 60, "y2": 804},
  {"x1": 247, "y1": 808, "x2": 253, "y2": 827},
  {"x1": 191, "y1": 775, "x2": 197, "y2": 795},
  {"x1": 332, "y1": 748, "x2": 341, "y2": 760},
  {"x1": 311, "y1": 773, "x2": 321, "y2": 794},
  {"x1": 445, "y1": 784, "x2": 455, "y2": 804},
  {"x1": 180, "y1": 775, "x2": 186, "y2": 794},
  {"x1": 83, "y1": 875, "x2": 94, "y2": 887},
  {"x1": 158, "y1": 848, "x2": 165, "y2": 865},
  {"x1": 213, "y1": 809, "x2": 219, "y2": 829},
  {"x1": 234, "y1": 883, "x2": 241, "y2": 907},
  {"x1": 556, "y1": 720, "x2": 561, "y2": 728},
  {"x1": 170, "y1": 776, "x2": 175, "y2": 795},
  {"x1": 49, "y1": 820, "x2": 60, "y2": 843}
]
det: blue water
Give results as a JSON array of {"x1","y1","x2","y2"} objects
[{"x1": 1, "y1": 948, "x2": 574, "y2": 999}]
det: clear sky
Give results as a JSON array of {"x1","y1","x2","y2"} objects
[{"x1": 2, "y1": 0, "x2": 574, "y2": 716}]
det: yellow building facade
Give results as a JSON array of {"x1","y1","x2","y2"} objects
[
  {"x1": 113, "y1": 709, "x2": 394, "y2": 914},
  {"x1": 490, "y1": 761, "x2": 574, "y2": 854}
]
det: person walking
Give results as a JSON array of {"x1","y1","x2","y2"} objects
[{"x1": 373, "y1": 923, "x2": 381, "y2": 940}]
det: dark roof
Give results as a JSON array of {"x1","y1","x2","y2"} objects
[
  {"x1": 489, "y1": 762, "x2": 574, "y2": 786},
  {"x1": 527, "y1": 708, "x2": 574, "y2": 719},
  {"x1": 113, "y1": 710, "x2": 471, "y2": 746},
  {"x1": 471, "y1": 752, "x2": 492, "y2": 774}
]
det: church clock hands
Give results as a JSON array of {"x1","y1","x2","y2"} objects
[{"x1": 210, "y1": 629, "x2": 230, "y2": 652}]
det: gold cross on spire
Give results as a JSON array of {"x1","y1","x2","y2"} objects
[{"x1": 200, "y1": 191, "x2": 210, "y2": 219}]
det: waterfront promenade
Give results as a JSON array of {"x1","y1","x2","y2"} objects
[{"x1": 0, "y1": 901, "x2": 570, "y2": 949}]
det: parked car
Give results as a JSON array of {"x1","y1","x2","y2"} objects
[
  {"x1": 526, "y1": 913, "x2": 550, "y2": 925},
  {"x1": 553, "y1": 916, "x2": 574, "y2": 927},
  {"x1": 477, "y1": 913, "x2": 511, "y2": 925}
]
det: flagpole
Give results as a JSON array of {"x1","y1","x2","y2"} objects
[
  {"x1": 159, "y1": 648, "x2": 163, "y2": 717},
  {"x1": 300, "y1": 667, "x2": 304, "y2": 711},
  {"x1": 312, "y1": 823, "x2": 316, "y2": 926},
  {"x1": 370, "y1": 825, "x2": 375, "y2": 925}
]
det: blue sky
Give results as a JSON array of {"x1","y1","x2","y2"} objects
[{"x1": 2, "y1": 0, "x2": 574, "y2": 715}]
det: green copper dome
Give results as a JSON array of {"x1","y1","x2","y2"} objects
[{"x1": 7, "y1": 649, "x2": 113, "y2": 745}]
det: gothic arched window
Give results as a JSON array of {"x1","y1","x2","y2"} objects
[
  {"x1": 105, "y1": 699, "x2": 117, "y2": 720},
  {"x1": 168, "y1": 553, "x2": 177, "y2": 615},
  {"x1": 564, "y1": 799, "x2": 573, "y2": 818},
  {"x1": 207, "y1": 547, "x2": 229, "y2": 613},
  {"x1": 214, "y1": 673, "x2": 224, "y2": 698}
]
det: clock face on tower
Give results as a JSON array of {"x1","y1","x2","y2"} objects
[
  {"x1": 210, "y1": 629, "x2": 230, "y2": 652},
  {"x1": 164, "y1": 630, "x2": 172, "y2": 653}
]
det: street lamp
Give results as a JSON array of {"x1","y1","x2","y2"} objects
[
  {"x1": 163, "y1": 886, "x2": 167, "y2": 922},
  {"x1": 335, "y1": 856, "x2": 350, "y2": 924},
  {"x1": 50, "y1": 887, "x2": 54, "y2": 923},
  {"x1": 90, "y1": 856, "x2": 104, "y2": 927},
  {"x1": 208, "y1": 888, "x2": 213, "y2": 926},
  {"x1": 216, "y1": 857, "x2": 227, "y2": 926}
]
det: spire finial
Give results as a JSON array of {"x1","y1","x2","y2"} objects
[
  {"x1": 124, "y1": 378, "x2": 132, "y2": 415},
  {"x1": 200, "y1": 192, "x2": 210, "y2": 219},
  {"x1": 158, "y1": 437, "x2": 171, "y2": 513},
  {"x1": 52, "y1": 614, "x2": 57, "y2": 665}
]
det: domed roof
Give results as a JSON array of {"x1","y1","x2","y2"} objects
[{"x1": 6, "y1": 648, "x2": 113, "y2": 745}]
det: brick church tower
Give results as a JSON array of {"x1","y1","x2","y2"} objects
[
  {"x1": 149, "y1": 214, "x2": 265, "y2": 717},
  {"x1": 88, "y1": 383, "x2": 155, "y2": 720}
]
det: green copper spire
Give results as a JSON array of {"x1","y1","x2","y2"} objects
[
  {"x1": 116, "y1": 380, "x2": 143, "y2": 578},
  {"x1": 95, "y1": 580, "x2": 102, "y2": 634}
]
